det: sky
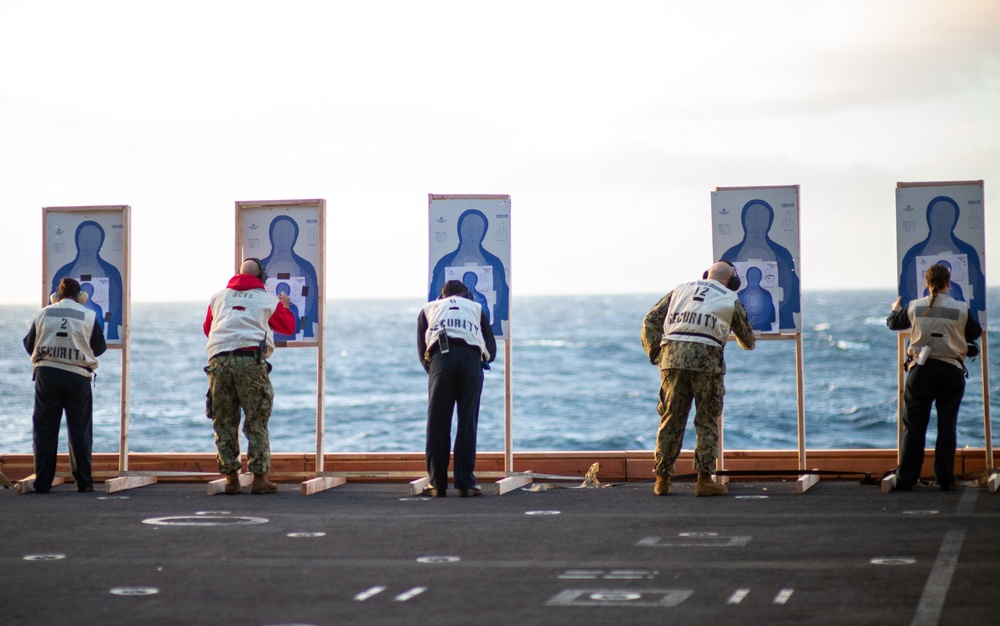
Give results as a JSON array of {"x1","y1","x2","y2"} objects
[{"x1": 2, "y1": 0, "x2": 999, "y2": 304}]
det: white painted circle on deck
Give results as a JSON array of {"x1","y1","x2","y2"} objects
[
  {"x1": 679, "y1": 532, "x2": 718, "y2": 537},
  {"x1": 871, "y1": 557, "x2": 917, "y2": 565},
  {"x1": 97, "y1": 496, "x2": 129, "y2": 500},
  {"x1": 23, "y1": 554, "x2": 66, "y2": 561},
  {"x1": 417, "y1": 556, "x2": 460, "y2": 563},
  {"x1": 142, "y1": 515, "x2": 268, "y2": 526},
  {"x1": 525, "y1": 510, "x2": 561, "y2": 516},
  {"x1": 589, "y1": 592, "x2": 643, "y2": 602},
  {"x1": 902, "y1": 510, "x2": 940, "y2": 515},
  {"x1": 287, "y1": 532, "x2": 327, "y2": 538},
  {"x1": 109, "y1": 587, "x2": 159, "y2": 596}
]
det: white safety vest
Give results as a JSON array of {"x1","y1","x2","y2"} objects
[
  {"x1": 422, "y1": 296, "x2": 489, "y2": 360},
  {"x1": 907, "y1": 294, "x2": 969, "y2": 369},
  {"x1": 661, "y1": 280, "x2": 738, "y2": 347},
  {"x1": 206, "y1": 288, "x2": 279, "y2": 359},
  {"x1": 30, "y1": 300, "x2": 100, "y2": 378}
]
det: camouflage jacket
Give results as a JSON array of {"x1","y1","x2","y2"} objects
[{"x1": 640, "y1": 289, "x2": 756, "y2": 374}]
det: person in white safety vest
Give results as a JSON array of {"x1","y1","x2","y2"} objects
[
  {"x1": 886, "y1": 262, "x2": 982, "y2": 491},
  {"x1": 203, "y1": 258, "x2": 296, "y2": 495},
  {"x1": 641, "y1": 261, "x2": 756, "y2": 496},
  {"x1": 23, "y1": 277, "x2": 107, "y2": 493},
  {"x1": 416, "y1": 279, "x2": 497, "y2": 497}
]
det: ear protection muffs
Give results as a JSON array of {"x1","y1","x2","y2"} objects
[
  {"x1": 50, "y1": 291, "x2": 88, "y2": 305},
  {"x1": 246, "y1": 258, "x2": 268, "y2": 284},
  {"x1": 703, "y1": 260, "x2": 742, "y2": 291}
]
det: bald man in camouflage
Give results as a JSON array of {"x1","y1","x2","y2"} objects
[{"x1": 641, "y1": 261, "x2": 756, "y2": 496}]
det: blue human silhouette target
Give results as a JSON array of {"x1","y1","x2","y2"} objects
[
  {"x1": 43, "y1": 207, "x2": 129, "y2": 346},
  {"x1": 896, "y1": 184, "x2": 986, "y2": 325},
  {"x1": 429, "y1": 196, "x2": 511, "y2": 339},
  {"x1": 734, "y1": 263, "x2": 778, "y2": 332},
  {"x1": 238, "y1": 201, "x2": 325, "y2": 345},
  {"x1": 712, "y1": 187, "x2": 801, "y2": 333}
]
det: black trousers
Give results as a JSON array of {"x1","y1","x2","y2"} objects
[
  {"x1": 426, "y1": 343, "x2": 484, "y2": 492},
  {"x1": 898, "y1": 359, "x2": 966, "y2": 488},
  {"x1": 32, "y1": 366, "x2": 94, "y2": 492}
]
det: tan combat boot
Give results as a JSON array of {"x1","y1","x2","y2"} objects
[
  {"x1": 653, "y1": 475, "x2": 671, "y2": 496},
  {"x1": 695, "y1": 471, "x2": 728, "y2": 497},
  {"x1": 251, "y1": 473, "x2": 278, "y2": 494},
  {"x1": 224, "y1": 471, "x2": 241, "y2": 495}
]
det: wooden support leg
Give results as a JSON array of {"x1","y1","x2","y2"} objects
[
  {"x1": 105, "y1": 475, "x2": 158, "y2": 493},
  {"x1": 881, "y1": 474, "x2": 897, "y2": 494},
  {"x1": 16, "y1": 474, "x2": 65, "y2": 495},
  {"x1": 300, "y1": 476, "x2": 346, "y2": 496},
  {"x1": 495, "y1": 472, "x2": 533, "y2": 495},
  {"x1": 408, "y1": 476, "x2": 430, "y2": 496},
  {"x1": 796, "y1": 473, "x2": 820, "y2": 494},
  {"x1": 207, "y1": 472, "x2": 252, "y2": 495}
]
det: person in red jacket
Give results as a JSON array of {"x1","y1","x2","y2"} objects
[{"x1": 203, "y1": 259, "x2": 296, "y2": 495}]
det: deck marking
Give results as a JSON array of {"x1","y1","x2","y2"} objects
[
  {"x1": 353, "y1": 586, "x2": 386, "y2": 601},
  {"x1": 558, "y1": 569, "x2": 657, "y2": 580},
  {"x1": 97, "y1": 496, "x2": 129, "y2": 500},
  {"x1": 417, "y1": 555, "x2": 460, "y2": 563},
  {"x1": 638, "y1": 535, "x2": 751, "y2": 547},
  {"x1": 287, "y1": 532, "x2": 326, "y2": 538},
  {"x1": 142, "y1": 515, "x2": 268, "y2": 526},
  {"x1": 871, "y1": 558, "x2": 916, "y2": 565},
  {"x1": 109, "y1": 587, "x2": 159, "y2": 596},
  {"x1": 195, "y1": 511, "x2": 231, "y2": 515},
  {"x1": 546, "y1": 588, "x2": 693, "y2": 607},
  {"x1": 23, "y1": 554, "x2": 65, "y2": 561},
  {"x1": 902, "y1": 510, "x2": 939, "y2": 515},
  {"x1": 525, "y1": 510, "x2": 561, "y2": 516},
  {"x1": 912, "y1": 489, "x2": 976, "y2": 626},
  {"x1": 773, "y1": 588, "x2": 794, "y2": 604},
  {"x1": 727, "y1": 588, "x2": 750, "y2": 604},
  {"x1": 398, "y1": 497, "x2": 433, "y2": 502},
  {"x1": 735, "y1": 495, "x2": 769, "y2": 499},
  {"x1": 394, "y1": 587, "x2": 427, "y2": 602}
]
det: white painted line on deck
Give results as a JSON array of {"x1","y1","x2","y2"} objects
[
  {"x1": 394, "y1": 587, "x2": 427, "y2": 602},
  {"x1": 353, "y1": 586, "x2": 386, "y2": 601},
  {"x1": 416, "y1": 555, "x2": 460, "y2": 563},
  {"x1": 727, "y1": 588, "x2": 750, "y2": 605},
  {"x1": 109, "y1": 587, "x2": 159, "y2": 596},
  {"x1": 911, "y1": 488, "x2": 976, "y2": 626},
  {"x1": 773, "y1": 588, "x2": 794, "y2": 605},
  {"x1": 23, "y1": 554, "x2": 66, "y2": 561}
]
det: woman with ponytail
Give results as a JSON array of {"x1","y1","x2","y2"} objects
[{"x1": 886, "y1": 263, "x2": 982, "y2": 491}]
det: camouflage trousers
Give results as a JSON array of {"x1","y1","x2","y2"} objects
[
  {"x1": 654, "y1": 368, "x2": 725, "y2": 477},
  {"x1": 205, "y1": 354, "x2": 273, "y2": 474}
]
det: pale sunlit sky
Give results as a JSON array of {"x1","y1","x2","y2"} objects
[{"x1": 2, "y1": 0, "x2": 999, "y2": 304}]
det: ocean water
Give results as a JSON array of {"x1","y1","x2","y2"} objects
[{"x1": 2, "y1": 290, "x2": 998, "y2": 455}]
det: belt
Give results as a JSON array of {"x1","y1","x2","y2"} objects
[{"x1": 214, "y1": 348, "x2": 259, "y2": 358}]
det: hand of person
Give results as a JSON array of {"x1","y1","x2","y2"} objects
[
  {"x1": 278, "y1": 293, "x2": 291, "y2": 308},
  {"x1": 891, "y1": 296, "x2": 902, "y2": 312}
]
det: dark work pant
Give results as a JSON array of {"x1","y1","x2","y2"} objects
[
  {"x1": 426, "y1": 343, "x2": 484, "y2": 492},
  {"x1": 897, "y1": 359, "x2": 966, "y2": 488},
  {"x1": 32, "y1": 366, "x2": 94, "y2": 492}
]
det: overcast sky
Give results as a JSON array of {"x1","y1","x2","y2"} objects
[{"x1": 2, "y1": 1, "x2": 999, "y2": 304}]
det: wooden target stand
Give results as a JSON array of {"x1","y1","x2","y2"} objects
[
  {"x1": 717, "y1": 332, "x2": 819, "y2": 494},
  {"x1": 881, "y1": 330, "x2": 998, "y2": 494}
]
